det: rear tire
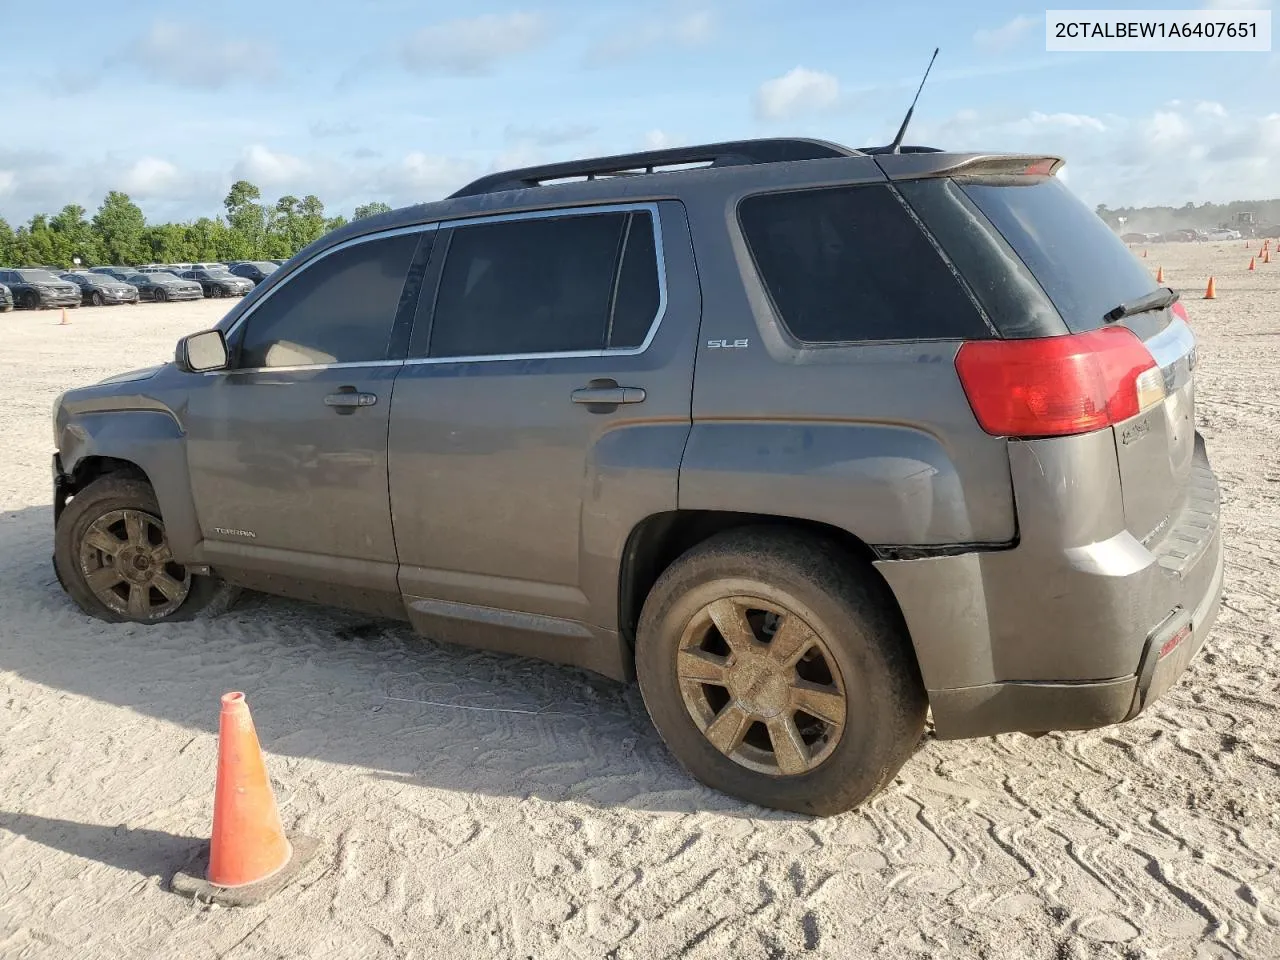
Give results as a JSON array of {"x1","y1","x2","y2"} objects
[
  {"x1": 55, "y1": 476, "x2": 239, "y2": 623},
  {"x1": 636, "y1": 528, "x2": 926, "y2": 815}
]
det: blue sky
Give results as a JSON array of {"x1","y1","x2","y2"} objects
[{"x1": 1, "y1": 0, "x2": 1276, "y2": 224}]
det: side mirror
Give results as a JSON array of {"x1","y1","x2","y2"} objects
[{"x1": 178, "y1": 329, "x2": 229, "y2": 373}]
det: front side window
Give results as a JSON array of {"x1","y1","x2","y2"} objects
[
  {"x1": 237, "y1": 232, "x2": 420, "y2": 369},
  {"x1": 425, "y1": 209, "x2": 662, "y2": 359},
  {"x1": 739, "y1": 184, "x2": 989, "y2": 343}
]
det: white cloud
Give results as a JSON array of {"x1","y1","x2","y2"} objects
[
  {"x1": 1143, "y1": 111, "x2": 1193, "y2": 146},
  {"x1": 126, "y1": 21, "x2": 275, "y2": 89},
  {"x1": 1012, "y1": 111, "x2": 1107, "y2": 133},
  {"x1": 1195, "y1": 101, "x2": 1227, "y2": 117},
  {"x1": 585, "y1": 10, "x2": 715, "y2": 64},
  {"x1": 120, "y1": 158, "x2": 182, "y2": 197},
  {"x1": 232, "y1": 145, "x2": 310, "y2": 187},
  {"x1": 643, "y1": 129, "x2": 680, "y2": 150},
  {"x1": 0, "y1": 170, "x2": 14, "y2": 197},
  {"x1": 375, "y1": 153, "x2": 476, "y2": 201},
  {"x1": 974, "y1": 14, "x2": 1039, "y2": 53},
  {"x1": 398, "y1": 13, "x2": 545, "y2": 75},
  {"x1": 755, "y1": 67, "x2": 842, "y2": 121}
]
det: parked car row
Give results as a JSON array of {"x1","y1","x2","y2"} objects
[{"x1": 0, "y1": 259, "x2": 284, "y2": 309}]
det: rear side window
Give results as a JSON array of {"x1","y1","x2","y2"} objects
[
  {"x1": 739, "y1": 184, "x2": 989, "y2": 343},
  {"x1": 425, "y1": 209, "x2": 661, "y2": 359},
  {"x1": 237, "y1": 232, "x2": 419, "y2": 368},
  {"x1": 960, "y1": 177, "x2": 1157, "y2": 334}
]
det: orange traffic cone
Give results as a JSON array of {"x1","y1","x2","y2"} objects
[
  {"x1": 1204, "y1": 276, "x2": 1216, "y2": 299},
  {"x1": 1265, "y1": 249, "x2": 1272, "y2": 264},
  {"x1": 59, "y1": 308, "x2": 69, "y2": 325},
  {"x1": 1156, "y1": 266, "x2": 1164, "y2": 283},
  {"x1": 170, "y1": 692, "x2": 318, "y2": 905},
  {"x1": 208, "y1": 692, "x2": 291, "y2": 887},
  {"x1": 1249, "y1": 257, "x2": 1256, "y2": 271},
  {"x1": 1142, "y1": 249, "x2": 1148, "y2": 258}
]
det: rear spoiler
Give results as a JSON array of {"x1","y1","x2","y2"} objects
[{"x1": 873, "y1": 152, "x2": 1065, "y2": 180}]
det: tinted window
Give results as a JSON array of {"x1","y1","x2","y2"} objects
[
  {"x1": 608, "y1": 213, "x2": 662, "y2": 349},
  {"x1": 426, "y1": 210, "x2": 661, "y2": 359},
  {"x1": 739, "y1": 184, "x2": 989, "y2": 343},
  {"x1": 960, "y1": 178, "x2": 1158, "y2": 334},
  {"x1": 238, "y1": 232, "x2": 419, "y2": 368}
]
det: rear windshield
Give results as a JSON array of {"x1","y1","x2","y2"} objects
[{"x1": 959, "y1": 177, "x2": 1157, "y2": 333}]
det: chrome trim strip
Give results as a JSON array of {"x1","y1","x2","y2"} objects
[
  {"x1": 206, "y1": 359, "x2": 405, "y2": 376},
  {"x1": 406, "y1": 201, "x2": 668, "y2": 366},
  {"x1": 211, "y1": 202, "x2": 667, "y2": 375}
]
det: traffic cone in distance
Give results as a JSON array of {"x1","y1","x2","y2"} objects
[
  {"x1": 170, "y1": 692, "x2": 319, "y2": 906},
  {"x1": 1156, "y1": 266, "x2": 1164, "y2": 283},
  {"x1": 59, "y1": 308, "x2": 68, "y2": 325},
  {"x1": 1204, "y1": 276, "x2": 1216, "y2": 299},
  {"x1": 1249, "y1": 257, "x2": 1256, "y2": 271},
  {"x1": 1142, "y1": 249, "x2": 1148, "y2": 258},
  {"x1": 1266, "y1": 249, "x2": 1272, "y2": 264}
]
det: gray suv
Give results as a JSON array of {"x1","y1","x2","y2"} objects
[{"x1": 51, "y1": 138, "x2": 1222, "y2": 814}]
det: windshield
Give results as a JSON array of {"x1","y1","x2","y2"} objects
[
  {"x1": 147, "y1": 272, "x2": 182, "y2": 282},
  {"x1": 16, "y1": 270, "x2": 62, "y2": 282},
  {"x1": 205, "y1": 269, "x2": 235, "y2": 278},
  {"x1": 252, "y1": 262, "x2": 278, "y2": 273},
  {"x1": 959, "y1": 177, "x2": 1158, "y2": 334}
]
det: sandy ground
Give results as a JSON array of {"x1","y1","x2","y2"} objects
[{"x1": 1, "y1": 243, "x2": 1278, "y2": 960}]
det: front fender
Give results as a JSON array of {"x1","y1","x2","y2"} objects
[{"x1": 57, "y1": 404, "x2": 203, "y2": 563}]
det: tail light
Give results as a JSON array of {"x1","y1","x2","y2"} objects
[{"x1": 955, "y1": 326, "x2": 1165, "y2": 438}]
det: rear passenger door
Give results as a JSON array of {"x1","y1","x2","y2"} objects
[{"x1": 389, "y1": 202, "x2": 700, "y2": 643}]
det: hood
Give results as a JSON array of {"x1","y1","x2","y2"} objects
[{"x1": 98, "y1": 365, "x2": 164, "y2": 385}]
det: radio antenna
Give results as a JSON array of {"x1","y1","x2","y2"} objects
[{"x1": 887, "y1": 47, "x2": 939, "y2": 154}]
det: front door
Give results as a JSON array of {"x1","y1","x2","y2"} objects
[
  {"x1": 186, "y1": 229, "x2": 431, "y2": 615},
  {"x1": 388, "y1": 204, "x2": 698, "y2": 650}
]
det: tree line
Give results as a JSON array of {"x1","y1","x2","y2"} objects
[{"x1": 0, "y1": 182, "x2": 394, "y2": 268}]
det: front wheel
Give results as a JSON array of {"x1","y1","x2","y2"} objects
[
  {"x1": 154, "y1": 288, "x2": 167, "y2": 303},
  {"x1": 636, "y1": 528, "x2": 926, "y2": 815},
  {"x1": 91, "y1": 291, "x2": 104, "y2": 306},
  {"x1": 55, "y1": 476, "x2": 238, "y2": 623}
]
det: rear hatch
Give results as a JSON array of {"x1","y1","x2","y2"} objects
[{"x1": 897, "y1": 167, "x2": 1198, "y2": 544}]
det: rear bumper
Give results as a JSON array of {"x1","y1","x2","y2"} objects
[
  {"x1": 921, "y1": 532, "x2": 1221, "y2": 738},
  {"x1": 876, "y1": 430, "x2": 1224, "y2": 739}
]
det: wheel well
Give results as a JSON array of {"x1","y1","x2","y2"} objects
[
  {"x1": 69, "y1": 456, "x2": 150, "y2": 490},
  {"x1": 56, "y1": 456, "x2": 151, "y2": 523},
  {"x1": 618, "y1": 511, "x2": 885, "y2": 647}
]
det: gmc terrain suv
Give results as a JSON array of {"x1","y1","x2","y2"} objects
[{"x1": 52, "y1": 138, "x2": 1222, "y2": 814}]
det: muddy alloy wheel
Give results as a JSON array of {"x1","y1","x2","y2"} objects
[
  {"x1": 78, "y1": 508, "x2": 191, "y2": 619},
  {"x1": 677, "y1": 596, "x2": 846, "y2": 776}
]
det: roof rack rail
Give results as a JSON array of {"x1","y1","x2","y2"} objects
[{"x1": 448, "y1": 138, "x2": 861, "y2": 198}]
